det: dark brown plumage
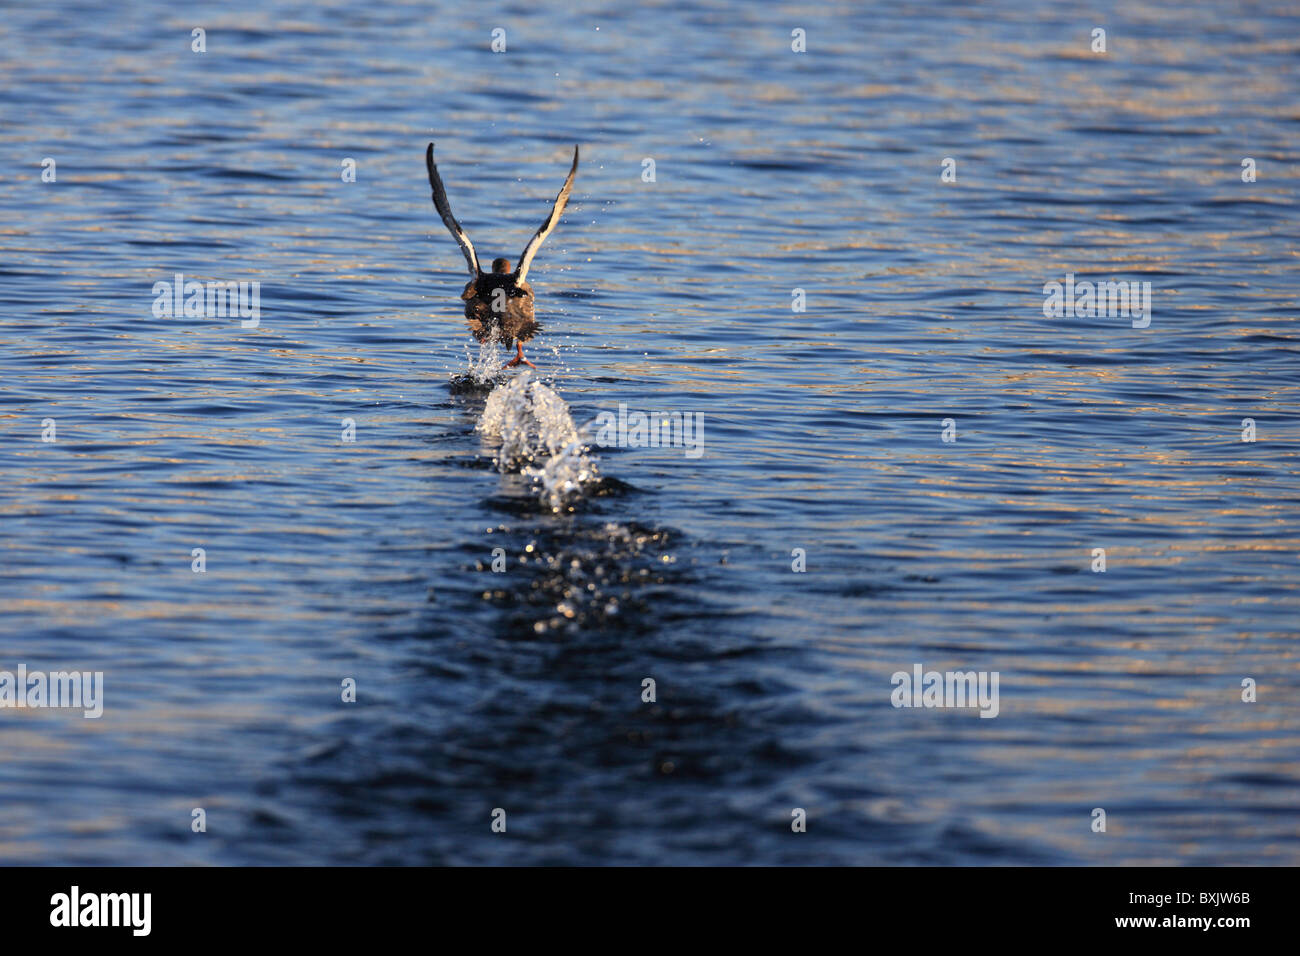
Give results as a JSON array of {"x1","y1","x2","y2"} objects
[
  {"x1": 460, "y1": 257, "x2": 539, "y2": 348},
  {"x1": 425, "y1": 143, "x2": 579, "y2": 368}
]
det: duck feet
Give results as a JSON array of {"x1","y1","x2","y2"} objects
[{"x1": 502, "y1": 343, "x2": 537, "y2": 370}]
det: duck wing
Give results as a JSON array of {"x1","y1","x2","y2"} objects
[
  {"x1": 515, "y1": 145, "x2": 579, "y2": 283},
  {"x1": 426, "y1": 143, "x2": 480, "y2": 276}
]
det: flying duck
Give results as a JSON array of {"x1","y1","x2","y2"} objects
[{"x1": 425, "y1": 142, "x2": 579, "y2": 369}]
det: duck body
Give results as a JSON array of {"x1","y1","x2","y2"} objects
[
  {"x1": 461, "y1": 259, "x2": 539, "y2": 345},
  {"x1": 425, "y1": 142, "x2": 578, "y2": 369}
]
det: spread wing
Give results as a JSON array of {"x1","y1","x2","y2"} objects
[
  {"x1": 426, "y1": 143, "x2": 480, "y2": 276},
  {"x1": 515, "y1": 145, "x2": 579, "y2": 283}
]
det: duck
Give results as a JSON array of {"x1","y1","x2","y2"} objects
[{"x1": 425, "y1": 142, "x2": 579, "y2": 369}]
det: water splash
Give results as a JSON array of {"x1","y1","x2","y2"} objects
[
  {"x1": 449, "y1": 333, "x2": 507, "y2": 391},
  {"x1": 477, "y1": 371, "x2": 598, "y2": 511}
]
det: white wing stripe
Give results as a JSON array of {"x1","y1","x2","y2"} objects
[
  {"x1": 426, "y1": 143, "x2": 480, "y2": 277},
  {"x1": 515, "y1": 145, "x2": 579, "y2": 283}
]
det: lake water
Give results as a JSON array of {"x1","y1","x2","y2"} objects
[{"x1": 0, "y1": 0, "x2": 1297, "y2": 865}]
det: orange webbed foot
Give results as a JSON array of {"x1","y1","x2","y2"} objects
[{"x1": 502, "y1": 344, "x2": 538, "y2": 370}]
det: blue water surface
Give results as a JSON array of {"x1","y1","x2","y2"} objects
[{"x1": 0, "y1": 0, "x2": 1297, "y2": 864}]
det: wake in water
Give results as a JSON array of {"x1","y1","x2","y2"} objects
[{"x1": 476, "y1": 370, "x2": 599, "y2": 511}]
